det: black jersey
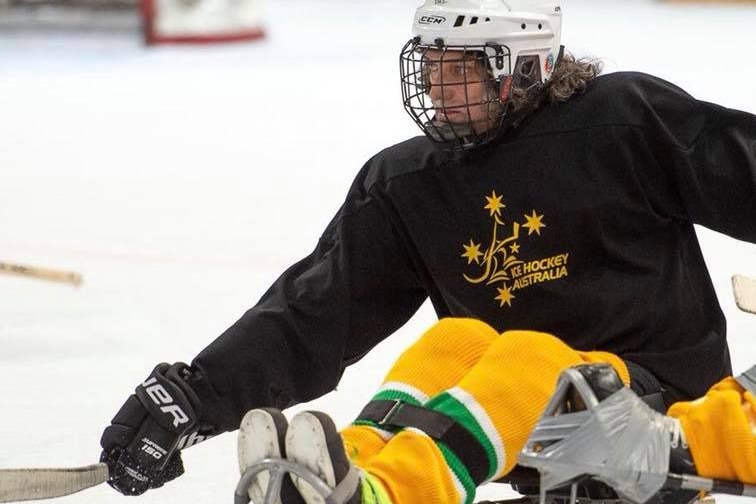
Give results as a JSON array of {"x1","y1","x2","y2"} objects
[{"x1": 192, "y1": 72, "x2": 756, "y2": 433}]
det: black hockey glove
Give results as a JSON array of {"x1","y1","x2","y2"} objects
[{"x1": 100, "y1": 362, "x2": 203, "y2": 495}]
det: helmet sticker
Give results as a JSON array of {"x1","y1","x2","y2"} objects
[{"x1": 545, "y1": 53, "x2": 554, "y2": 74}]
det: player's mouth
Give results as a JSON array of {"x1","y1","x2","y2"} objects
[{"x1": 435, "y1": 107, "x2": 469, "y2": 123}]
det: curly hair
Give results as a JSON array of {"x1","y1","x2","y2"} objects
[{"x1": 510, "y1": 52, "x2": 603, "y2": 112}]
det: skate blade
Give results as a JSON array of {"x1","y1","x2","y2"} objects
[
  {"x1": 285, "y1": 412, "x2": 337, "y2": 504},
  {"x1": 238, "y1": 409, "x2": 286, "y2": 504}
]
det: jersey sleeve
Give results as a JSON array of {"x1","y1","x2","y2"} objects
[
  {"x1": 188, "y1": 165, "x2": 427, "y2": 433},
  {"x1": 633, "y1": 75, "x2": 756, "y2": 242}
]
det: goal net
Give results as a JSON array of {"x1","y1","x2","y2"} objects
[{"x1": 0, "y1": 0, "x2": 265, "y2": 45}]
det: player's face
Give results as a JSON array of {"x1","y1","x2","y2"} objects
[{"x1": 423, "y1": 49, "x2": 498, "y2": 133}]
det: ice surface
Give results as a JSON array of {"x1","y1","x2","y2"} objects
[{"x1": 1, "y1": 0, "x2": 755, "y2": 503}]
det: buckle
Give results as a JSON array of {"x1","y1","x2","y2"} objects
[{"x1": 378, "y1": 399, "x2": 403, "y2": 426}]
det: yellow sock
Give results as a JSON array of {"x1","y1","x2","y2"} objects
[
  {"x1": 668, "y1": 377, "x2": 756, "y2": 483},
  {"x1": 343, "y1": 318, "x2": 498, "y2": 467},
  {"x1": 356, "y1": 330, "x2": 628, "y2": 504},
  {"x1": 341, "y1": 424, "x2": 391, "y2": 467},
  {"x1": 362, "y1": 430, "x2": 465, "y2": 504},
  {"x1": 430, "y1": 330, "x2": 628, "y2": 483}
]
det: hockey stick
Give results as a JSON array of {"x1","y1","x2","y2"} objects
[
  {"x1": 663, "y1": 472, "x2": 756, "y2": 499},
  {"x1": 0, "y1": 463, "x2": 107, "y2": 503},
  {"x1": 0, "y1": 261, "x2": 83, "y2": 287},
  {"x1": 732, "y1": 274, "x2": 756, "y2": 314}
]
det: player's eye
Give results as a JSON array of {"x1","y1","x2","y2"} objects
[{"x1": 424, "y1": 61, "x2": 440, "y2": 73}]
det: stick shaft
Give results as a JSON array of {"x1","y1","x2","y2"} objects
[
  {"x1": 732, "y1": 274, "x2": 756, "y2": 314},
  {"x1": 664, "y1": 472, "x2": 756, "y2": 498},
  {"x1": 0, "y1": 262, "x2": 83, "y2": 287},
  {"x1": 0, "y1": 463, "x2": 108, "y2": 502}
]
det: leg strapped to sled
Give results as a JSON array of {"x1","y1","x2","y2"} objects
[
  {"x1": 235, "y1": 364, "x2": 756, "y2": 504},
  {"x1": 356, "y1": 399, "x2": 490, "y2": 485}
]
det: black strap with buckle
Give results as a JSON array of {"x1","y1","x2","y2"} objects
[{"x1": 356, "y1": 400, "x2": 490, "y2": 485}]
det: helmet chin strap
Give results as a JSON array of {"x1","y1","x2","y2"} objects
[{"x1": 423, "y1": 119, "x2": 477, "y2": 147}]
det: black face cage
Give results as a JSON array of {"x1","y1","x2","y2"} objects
[{"x1": 400, "y1": 37, "x2": 512, "y2": 151}]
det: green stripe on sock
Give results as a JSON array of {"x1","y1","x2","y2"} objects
[
  {"x1": 426, "y1": 392, "x2": 498, "y2": 481},
  {"x1": 351, "y1": 419, "x2": 390, "y2": 430},
  {"x1": 437, "y1": 441, "x2": 476, "y2": 504},
  {"x1": 372, "y1": 389, "x2": 423, "y2": 405}
]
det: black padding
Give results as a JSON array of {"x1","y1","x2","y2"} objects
[
  {"x1": 640, "y1": 391, "x2": 666, "y2": 414},
  {"x1": 626, "y1": 359, "x2": 668, "y2": 412},
  {"x1": 357, "y1": 400, "x2": 489, "y2": 484}
]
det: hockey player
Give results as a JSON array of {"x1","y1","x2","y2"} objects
[
  {"x1": 99, "y1": 0, "x2": 756, "y2": 500},
  {"x1": 235, "y1": 319, "x2": 756, "y2": 504}
]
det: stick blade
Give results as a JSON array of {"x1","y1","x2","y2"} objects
[
  {"x1": 0, "y1": 463, "x2": 108, "y2": 503},
  {"x1": 733, "y1": 275, "x2": 756, "y2": 315}
]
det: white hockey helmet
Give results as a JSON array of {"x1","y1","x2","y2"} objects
[
  {"x1": 400, "y1": 0, "x2": 564, "y2": 149},
  {"x1": 413, "y1": 0, "x2": 562, "y2": 83}
]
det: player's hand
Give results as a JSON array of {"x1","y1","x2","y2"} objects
[{"x1": 99, "y1": 362, "x2": 200, "y2": 495}]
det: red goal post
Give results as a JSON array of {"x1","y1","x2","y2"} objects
[
  {"x1": 0, "y1": 0, "x2": 265, "y2": 45},
  {"x1": 141, "y1": 0, "x2": 264, "y2": 44}
]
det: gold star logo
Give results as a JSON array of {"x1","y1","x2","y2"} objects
[
  {"x1": 495, "y1": 284, "x2": 515, "y2": 307},
  {"x1": 522, "y1": 210, "x2": 546, "y2": 236},
  {"x1": 484, "y1": 191, "x2": 505, "y2": 217},
  {"x1": 509, "y1": 242, "x2": 520, "y2": 254},
  {"x1": 461, "y1": 240, "x2": 484, "y2": 265}
]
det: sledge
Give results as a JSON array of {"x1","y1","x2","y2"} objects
[
  {"x1": 236, "y1": 274, "x2": 756, "y2": 504},
  {"x1": 235, "y1": 365, "x2": 755, "y2": 504}
]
